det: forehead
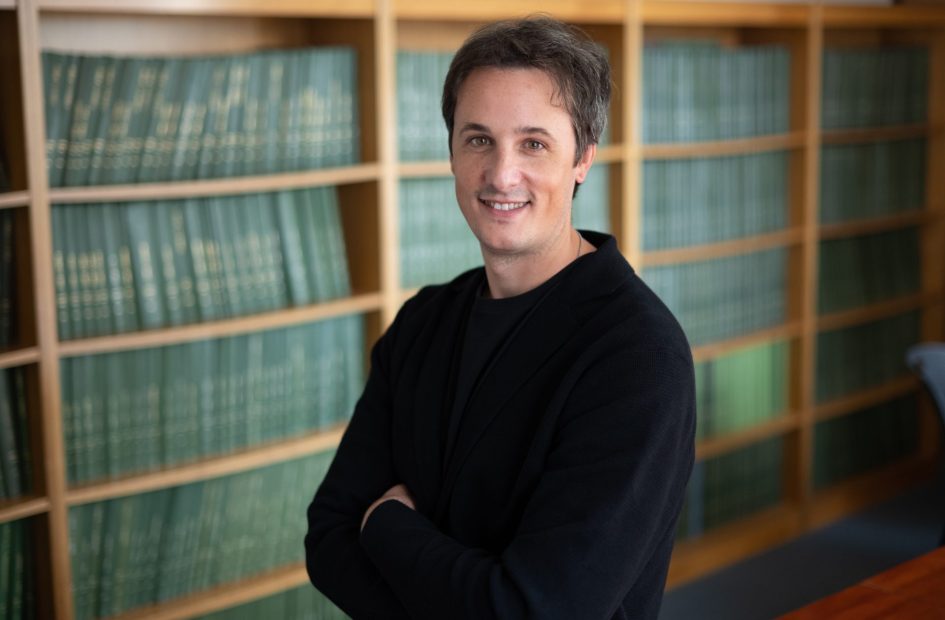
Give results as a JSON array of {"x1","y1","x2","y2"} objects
[{"x1": 454, "y1": 67, "x2": 571, "y2": 127}]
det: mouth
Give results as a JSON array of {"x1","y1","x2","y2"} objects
[{"x1": 479, "y1": 198, "x2": 529, "y2": 212}]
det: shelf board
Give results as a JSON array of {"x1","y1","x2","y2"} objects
[
  {"x1": 0, "y1": 346, "x2": 40, "y2": 369},
  {"x1": 823, "y1": 4, "x2": 945, "y2": 28},
  {"x1": 696, "y1": 413, "x2": 798, "y2": 462},
  {"x1": 0, "y1": 0, "x2": 14, "y2": 8},
  {"x1": 691, "y1": 321, "x2": 803, "y2": 363},
  {"x1": 109, "y1": 563, "x2": 309, "y2": 620},
  {"x1": 813, "y1": 375, "x2": 919, "y2": 423},
  {"x1": 0, "y1": 190, "x2": 29, "y2": 210},
  {"x1": 394, "y1": 0, "x2": 625, "y2": 23},
  {"x1": 37, "y1": 0, "x2": 373, "y2": 17},
  {"x1": 809, "y1": 455, "x2": 935, "y2": 531},
  {"x1": 595, "y1": 143, "x2": 623, "y2": 163},
  {"x1": 399, "y1": 160, "x2": 451, "y2": 179},
  {"x1": 67, "y1": 425, "x2": 346, "y2": 506},
  {"x1": 48, "y1": 163, "x2": 380, "y2": 205},
  {"x1": 58, "y1": 292, "x2": 383, "y2": 358},
  {"x1": 642, "y1": 227, "x2": 804, "y2": 267},
  {"x1": 642, "y1": 1, "x2": 810, "y2": 27},
  {"x1": 0, "y1": 496, "x2": 51, "y2": 524},
  {"x1": 641, "y1": 132, "x2": 804, "y2": 160},
  {"x1": 817, "y1": 291, "x2": 941, "y2": 333},
  {"x1": 667, "y1": 502, "x2": 803, "y2": 589},
  {"x1": 821, "y1": 124, "x2": 930, "y2": 146},
  {"x1": 818, "y1": 209, "x2": 933, "y2": 240}
]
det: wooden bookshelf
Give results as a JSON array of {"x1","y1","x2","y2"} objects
[
  {"x1": 110, "y1": 564, "x2": 310, "y2": 620},
  {"x1": 819, "y1": 209, "x2": 935, "y2": 239},
  {"x1": 0, "y1": 496, "x2": 50, "y2": 524},
  {"x1": 821, "y1": 123, "x2": 931, "y2": 146},
  {"x1": 814, "y1": 375, "x2": 920, "y2": 423},
  {"x1": 0, "y1": 345, "x2": 39, "y2": 368},
  {"x1": 641, "y1": 131, "x2": 805, "y2": 160},
  {"x1": 641, "y1": 227, "x2": 805, "y2": 266},
  {"x1": 817, "y1": 291, "x2": 943, "y2": 332},
  {"x1": 57, "y1": 292, "x2": 383, "y2": 357},
  {"x1": 47, "y1": 163, "x2": 382, "y2": 205},
  {"x1": 66, "y1": 425, "x2": 346, "y2": 506},
  {"x1": 1, "y1": 1, "x2": 942, "y2": 618},
  {"x1": 691, "y1": 321, "x2": 803, "y2": 363},
  {"x1": 696, "y1": 413, "x2": 798, "y2": 461},
  {"x1": 668, "y1": 502, "x2": 804, "y2": 587},
  {"x1": 0, "y1": 189, "x2": 28, "y2": 209}
]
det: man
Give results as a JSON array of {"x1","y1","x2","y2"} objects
[{"x1": 306, "y1": 16, "x2": 695, "y2": 619}]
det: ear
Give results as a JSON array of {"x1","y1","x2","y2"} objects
[{"x1": 574, "y1": 144, "x2": 596, "y2": 184}]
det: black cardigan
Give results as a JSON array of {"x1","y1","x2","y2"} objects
[{"x1": 305, "y1": 231, "x2": 696, "y2": 619}]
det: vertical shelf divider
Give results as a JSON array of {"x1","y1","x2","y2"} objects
[
  {"x1": 17, "y1": 0, "x2": 73, "y2": 617},
  {"x1": 796, "y1": 2, "x2": 824, "y2": 530}
]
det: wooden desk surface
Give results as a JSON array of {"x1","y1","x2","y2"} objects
[{"x1": 779, "y1": 545, "x2": 945, "y2": 619}]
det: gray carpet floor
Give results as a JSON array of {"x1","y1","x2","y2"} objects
[{"x1": 659, "y1": 476, "x2": 945, "y2": 620}]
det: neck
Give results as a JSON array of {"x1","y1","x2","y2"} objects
[{"x1": 482, "y1": 228, "x2": 592, "y2": 299}]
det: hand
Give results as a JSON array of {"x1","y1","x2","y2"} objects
[{"x1": 361, "y1": 483, "x2": 416, "y2": 531}]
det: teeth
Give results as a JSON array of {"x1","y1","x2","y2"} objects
[{"x1": 484, "y1": 200, "x2": 527, "y2": 211}]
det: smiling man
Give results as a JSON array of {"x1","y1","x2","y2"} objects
[{"x1": 306, "y1": 16, "x2": 695, "y2": 620}]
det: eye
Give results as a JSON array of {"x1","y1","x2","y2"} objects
[
  {"x1": 524, "y1": 139, "x2": 545, "y2": 151},
  {"x1": 468, "y1": 136, "x2": 491, "y2": 147}
]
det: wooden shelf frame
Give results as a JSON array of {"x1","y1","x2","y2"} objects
[
  {"x1": 819, "y1": 209, "x2": 936, "y2": 240},
  {"x1": 0, "y1": 496, "x2": 50, "y2": 524},
  {"x1": 816, "y1": 291, "x2": 943, "y2": 333},
  {"x1": 696, "y1": 413, "x2": 798, "y2": 462},
  {"x1": 66, "y1": 425, "x2": 346, "y2": 506},
  {"x1": 57, "y1": 292, "x2": 383, "y2": 358},
  {"x1": 36, "y1": 0, "x2": 375, "y2": 18},
  {"x1": 0, "y1": 345, "x2": 39, "y2": 369},
  {"x1": 0, "y1": 1, "x2": 942, "y2": 617},
  {"x1": 820, "y1": 123, "x2": 931, "y2": 146},
  {"x1": 47, "y1": 163, "x2": 381, "y2": 205},
  {"x1": 813, "y1": 375, "x2": 920, "y2": 423},
  {"x1": 0, "y1": 189, "x2": 28, "y2": 209},
  {"x1": 641, "y1": 227, "x2": 804, "y2": 267},
  {"x1": 641, "y1": 131, "x2": 805, "y2": 160},
  {"x1": 108, "y1": 564, "x2": 310, "y2": 620},
  {"x1": 691, "y1": 321, "x2": 803, "y2": 364}
]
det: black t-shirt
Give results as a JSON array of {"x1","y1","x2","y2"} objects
[{"x1": 444, "y1": 263, "x2": 579, "y2": 457}]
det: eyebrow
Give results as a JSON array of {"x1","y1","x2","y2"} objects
[{"x1": 458, "y1": 122, "x2": 556, "y2": 141}]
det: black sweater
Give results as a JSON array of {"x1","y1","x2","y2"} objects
[{"x1": 305, "y1": 231, "x2": 696, "y2": 619}]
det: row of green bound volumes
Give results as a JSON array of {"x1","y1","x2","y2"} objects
[
  {"x1": 400, "y1": 43, "x2": 794, "y2": 150},
  {"x1": 677, "y1": 394, "x2": 919, "y2": 540},
  {"x1": 677, "y1": 308, "x2": 922, "y2": 540},
  {"x1": 43, "y1": 49, "x2": 359, "y2": 187},
  {"x1": 52, "y1": 186, "x2": 350, "y2": 340},
  {"x1": 0, "y1": 519, "x2": 35, "y2": 619},
  {"x1": 68, "y1": 451, "x2": 337, "y2": 620},
  {"x1": 62, "y1": 315, "x2": 364, "y2": 485},
  {"x1": 0, "y1": 367, "x2": 31, "y2": 501}
]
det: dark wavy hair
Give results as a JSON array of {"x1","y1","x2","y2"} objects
[{"x1": 441, "y1": 15, "x2": 612, "y2": 165}]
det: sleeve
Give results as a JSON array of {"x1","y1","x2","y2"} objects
[
  {"x1": 304, "y1": 319, "x2": 411, "y2": 619},
  {"x1": 359, "y1": 339, "x2": 696, "y2": 620}
]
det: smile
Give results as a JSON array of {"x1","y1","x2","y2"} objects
[{"x1": 481, "y1": 199, "x2": 529, "y2": 211}]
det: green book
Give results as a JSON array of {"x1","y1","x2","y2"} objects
[{"x1": 124, "y1": 202, "x2": 165, "y2": 330}]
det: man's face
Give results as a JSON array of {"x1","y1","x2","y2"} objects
[{"x1": 450, "y1": 67, "x2": 594, "y2": 260}]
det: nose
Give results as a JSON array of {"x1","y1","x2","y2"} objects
[{"x1": 485, "y1": 146, "x2": 523, "y2": 192}]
